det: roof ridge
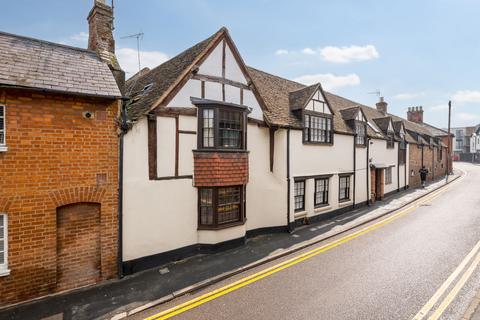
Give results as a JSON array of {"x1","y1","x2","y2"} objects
[
  {"x1": 0, "y1": 30, "x2": 97, "y2": 55},
  {"x1": 247, "y1": 66, "x2": 307, "y2": 88}
]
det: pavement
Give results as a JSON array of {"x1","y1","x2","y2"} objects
[
  {"x1": 131, "y1": 162, "x2": 480, "y2": 320},
  {"x1": 0, "y1": 167, "x2": 465, "y2": 320}
]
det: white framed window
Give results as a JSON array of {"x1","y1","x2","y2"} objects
[
  {"x1": 0, "y1": 105, "x2": 6, "y2": 151},
  {"x1": 385, "y1": 167, "x2": 393, "y2": 185},
  {"x1": 0, "y1": 213, "x2": 9, "y2": 276}
]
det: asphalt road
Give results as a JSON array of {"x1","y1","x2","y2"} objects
[{"x1": 134, "y1": 162, "x2": 480, "y2": 320}]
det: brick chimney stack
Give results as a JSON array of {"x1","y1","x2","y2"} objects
[
  {"x1": 376, "y1": 96, "x2": 388, "y2": 114},
  {"x1": 407, "y1": 106, "x2": 424, "y2": 123},
  {"x1": 87, "y1": 0, "x2": 125, "y2": 93}
]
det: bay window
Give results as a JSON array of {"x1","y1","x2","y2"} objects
[
  {"x1": 198, "y1": 186, "x2": 245, "y2": 228},
  {"x1": 198, "y1": 106, "x2": 246, "y2": 150},
  {"x1": 303, "y1": 113, "x2": 332, "y2": 144}
]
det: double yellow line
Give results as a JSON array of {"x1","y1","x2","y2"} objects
[
  {"x1": 145, "y1": 174, "x2": 464, "y2": 320},
  {"x1": 413, "y1": 236, "x2": 480, "y2": 319}
]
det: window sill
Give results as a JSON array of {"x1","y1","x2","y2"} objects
[
  {"x1": 355, "y1": 145, "x2": 367, "y2": 148},
  {"x1": 0, "y1": 269, "x2": 10, "y2": 277},
  {"x1": 294, "y1": 210, "x2": 307, "y2": 219},
  {"x1": 302, "y1": 141, "x2": 333, "y2": 146},
  {"x1": 0, "y1": 145, "x2": 8, "y2": 152},
  {"x1": 193, "y1": 149, "x2": 249, "y2": 154},
  {"x1": 198, "y1": 220, "x2": 245, "y2": 231},
  {"x1": 314, "y1": 205, "x2": 331, "y2": 213},
  {"x1": 338, "y1": 199, "x2": 352, "y2": 207}
]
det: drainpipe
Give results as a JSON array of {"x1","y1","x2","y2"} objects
[
  {"x1": 404, "y1": 143, "x2": 408, "y2": 189},
  {"x1": 286, "y1": 128, "x2": 292, "y2": 232},
  {"x1": 353, "y1": 134, "x2": 356, "y2": 208},
  {"x1": 366, "y1": 138, "x2": 370, "y2": 206},
  {"x1": 397, "y1": 142, "x2": 400, "y2": 192},
  {"x1": 117, "y1": 97, "x2": 129, "y2": 279}
]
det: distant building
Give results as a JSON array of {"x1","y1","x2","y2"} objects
[{"x1": 448, "y1": 124, "x2": 480, "y2": 161}]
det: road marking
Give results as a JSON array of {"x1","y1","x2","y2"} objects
[
  {"x1": 428, "y1": 250, "x2": 480, "y2": 320},
  {"x1": 412, "y1": 240, "x2": 480, "y2": 320},
  {"x1": 145, "y1": 174, "x2": 464, "y2": 320}
]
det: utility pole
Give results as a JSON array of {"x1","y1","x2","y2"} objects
[{"x1": 447, "y1": 100, "x2": 452, "y2": 181}]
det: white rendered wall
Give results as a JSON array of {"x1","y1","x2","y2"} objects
[
  {"x1": 369, "y1": 138, "x2": 399, "y2": 195},
  {"x1": 123, "y1": 118, "x2": 198, "y2": 261},
  {"x1": 246, "y1": 125, "x2": 287, "y2": 231},
  {"x1": 289, "y1": 132, "x2": 355, "y2": 220}
]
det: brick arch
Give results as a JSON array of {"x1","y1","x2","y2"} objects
[
  {"x1": 48, "y1": 186, "x2": 106, "y2": 208},
  {"x1": 0, "y1": 196, "x2": 16, "y2": 212}
]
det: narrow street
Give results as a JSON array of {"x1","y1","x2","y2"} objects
[{"x1": 135, "y1": 162, "x2": 480, "y2": 320}]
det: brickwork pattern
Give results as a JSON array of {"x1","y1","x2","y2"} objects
[
  {"x1": 193, "y1": 151, "x2": 249, "y2": 187},
  {"x1": 409, "y1": 144, "x2": 448, "y2": 188},
  {"x1": 0, "y1": 89, "x2": 118, "y2": 306},
  {"x1": 56, "y1": 203, "x2": 101, "y2": 292}
]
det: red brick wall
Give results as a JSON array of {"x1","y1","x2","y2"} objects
[
  {"x1": 409, "y1": 144, "x2": 448, "y2": 188},
  {"x1": 409, "y1": 144, "x2": 423, "y2": 188},
  {"x1": 0, "y1": 89, "x2": 118, "y2": 306},
  {"x1": 56, "y1": 203, "x2": 101, "y2": 292},
  {"x1": 193, "y1": 151, "x2": 249, "y2": 187}
]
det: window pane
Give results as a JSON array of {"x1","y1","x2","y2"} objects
[
  {"x1": 199, "y1": 189, "x2": 214, "y2": 225},
  {"x1": 202, "y1": 109, "x2": 214, "y2": 148},
  {"x1": 219, "y1": 110, "x2": 242, "y2": 148},
  {"x1": 294, "y1": 181, "x2": 305, "y2": 210},
  {"x1": 217, "y1": 187, "x2": 241, "y2": 224}
]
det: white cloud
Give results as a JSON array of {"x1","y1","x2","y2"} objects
[
  {"x1": 117, "y1": 48, "x2": 169, "y2": 76},
  {"x1": 69, "y1": 31, "x2": 89, "y2": 43},
  {"x1": 293, "y1": 73, "x2": 360, "y2": 90},
  {"x1": 302, "y1": 47, "x2": 316, "y2": 55},
  {"x1": 430, "y1": 104, "x2": 448, "y2": 111},
  {"x1": 275, "y1": 49, "x2": 289, "y2": 55},
  {"x1": 457, "y1": 112, "x2": 480, "y2": 121},
  {"x1": 393, "y1": 92, "x2": 425, "y2": 100},
  {"x1": 452, "y1": 90, "x2": 480, "y2": 103},
  {"x1": 320, "y1": 45, "x2": 379, "y2": 63}
]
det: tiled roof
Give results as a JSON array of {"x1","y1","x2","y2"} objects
[
  {"x1": 0, "y1": 31, "x2": 120, "y2": 98},
  {"x1": 246, "y1": 66, "x2": 354, "y2": 134},
  {"x1": 289, "y1": 84, "x2": 319, "y2": 111},
  {"x1": 125, "y1": 29, "x2": 223, "y2": 121},
  {"x1": 339, "y1": 106, "x2": 360, "y2": 121},
  {"x1": 373, "y1": 117, "x2": 392, "y2": 134}
]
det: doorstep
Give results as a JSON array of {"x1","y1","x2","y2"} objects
[{"x1": 0, "y1": 172, "x2": 461, "y2": 320}]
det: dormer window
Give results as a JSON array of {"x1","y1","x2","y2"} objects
[
  {"x1": 387, "y1": 133, "x2": 395, "y2": 148},
  {"x1": 355, "y1": 122, "x2": 366, "y2": 146},
  {"x1": 303, "y1": 112, "x2": 333, "y2": 144}
]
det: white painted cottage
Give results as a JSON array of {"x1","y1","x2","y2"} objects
[{"x1": 121, "y1": 27, "x2": 410, "y2": 273}]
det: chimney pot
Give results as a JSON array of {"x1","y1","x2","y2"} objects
[
  {"x1": 407, "y1": 105, "x2": 424, "y2": 123},
  {"x1": 376, "y1": 97, "x2": 388, "y2": 114}
]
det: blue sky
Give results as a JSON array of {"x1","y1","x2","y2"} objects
[{"x1": 2, "y1": 0, "x2": 480, "y2": 128}]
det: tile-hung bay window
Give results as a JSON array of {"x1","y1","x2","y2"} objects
[
  {"x1": 355, "y1": 122, "x2": 366, "y2": 146},
  {"x1": 0, "y1": 214, "x2": 8, "y2": 275},
  {"x1": 198, "y1": 106, "x2": 246, "y2": 150},
  {"x1": 198, "y1": 186, "x2": 245, "y2": 229},
  {"x1": 0, "y1": 105, "x2": 6, "y2": 150},
  {"x1": 314, "y1": 178, "x2": 329, "y2": 207},
  {"x1": 339, "y1": 175, "x2": 351, "y2": 202},
  {"x1": 385, "y1": 167, "x2": 393, "y2": 185},
  {"x1": 294, "y1": 180, "x2": 305, "y2": 212},
  {"x1": 303, "y1": 112, "x2": 333, "y2": 144}
]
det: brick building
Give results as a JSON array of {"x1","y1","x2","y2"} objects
[
  {"x1": 403, "y1": 107, "x2": 451, "y2": 187},
  {"x1": 0, "y1": 0, "x2": 122, "y2": 306}
]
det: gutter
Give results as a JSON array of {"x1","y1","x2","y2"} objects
[
  {"x1": 397, "y1": 143, "x2": 400, "y2": 192},
  {"x1": 404, "y1": 143, "x2": 408, "y2": 189},
  {"x1": 118, "y1": 97, "x2": 130, "y2": 278}
]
